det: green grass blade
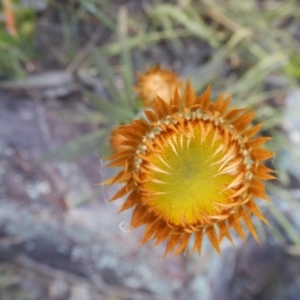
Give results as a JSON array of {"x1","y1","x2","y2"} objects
[
  {"x1": 118, "y1": 7, "x2": 134, "y2": 108},
  {"x1": 79, "y1": 0, "x2": 116, "y2": 31},
  {"x1": 151, "y1": 4, "x2": 219, "y2": 47},
  {"x1": 41, "y1": 129, "x2": 107, "y2": 162},
  {"x1": 101, "y1": 29, "x2": 192, "y2": 56},
  {"x1": 85, "y1": 91, "x2": 135, "y2": 122},
  {"x1": 92, "y1": 52, "x2": 125, "y2": 106}
]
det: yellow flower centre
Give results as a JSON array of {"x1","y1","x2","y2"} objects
[{"x1": 138, "y1": 121, "x2": 245, "y2": 227}]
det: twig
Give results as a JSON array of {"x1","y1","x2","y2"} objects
[{"x1": 64, "y1": 28, "x2": 104, "y2": 76}]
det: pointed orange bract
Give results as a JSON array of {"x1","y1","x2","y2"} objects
[{"x1": 105, "y1": 81, "x2": 275, "y2": 257}]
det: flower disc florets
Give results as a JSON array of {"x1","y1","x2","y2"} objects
[{"x1": 106, "y1": 81, "x2": 275, "y2": 257}]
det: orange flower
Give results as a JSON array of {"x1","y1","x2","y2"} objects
[
  {"x1": 135, "y1": 65, "x2": 182, "y2": 106},
  {"x1": 2, "y1": 0, "x2": 18, "y2": 38},
  {"x1": 105, "y1": 81, "x2": 275, "y2": 257}
]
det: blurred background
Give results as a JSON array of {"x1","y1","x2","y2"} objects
[{"x1": 0, "y1": 0, "x2": 300, "y2": 299}]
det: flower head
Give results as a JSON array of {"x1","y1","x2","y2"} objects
[
  {"x1": 105, "y1": 81, "x2": 275, "y2": 257},
  {"x1": 135, "y1": 65, "x2": 182, "y2": 106}
]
